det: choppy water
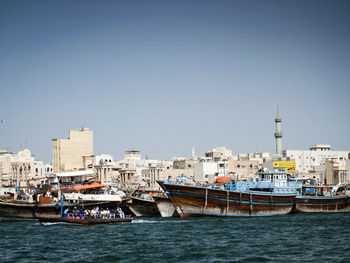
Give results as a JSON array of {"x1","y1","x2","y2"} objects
[{"x1": 1, "y1": 213, "x2": 350, "y2": 262}]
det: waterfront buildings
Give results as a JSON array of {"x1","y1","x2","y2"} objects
[
  {"x1": 193, "y1": 161, "x2": 218, "y2": 182},
  {"x1": 0, "y1": 149, "x2": 51, "y2": 191},
  {"x1": 52, "y1": 127, "x2": 93, "y2": 173},
  {"x1": 324, "y1": 159, "x2": 349, "y2": 185},
  {"x1": 283, "y1": 145, "x2": 349, "y2": 173},
  {"x1": 205, "y1": 146, "x2": 233, "y2": 161},
  {"x1": 0, "y1": 149, "x2": 34, "y2": 188},
  {"x1": 94, "y1": 154, "x2": 116, "y2": 184},
  {"x1": 227, "y1": 159, "x2": 260, "y2": 180}
]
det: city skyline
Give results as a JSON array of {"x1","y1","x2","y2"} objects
[{"x1": 1, "y1": 1, "x2": 349, "y2": 163}]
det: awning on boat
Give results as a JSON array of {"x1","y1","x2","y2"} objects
[
  {"x1": 74, "y1": 183, "x2": 107, "y2": 192},
  {"x1": 215, "y1": 177, "x2": 233, "y2": 183}
]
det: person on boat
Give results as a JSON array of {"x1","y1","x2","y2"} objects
[
  {"x1": 109, "y1": 208, "x2": 115, "y2": 219},
  {"x1": 95, "y1": 205, "x2": 99, "y2": 215},
  {"x1": 106, "y1": 208, "x2": 110, "y2": 219},
  {"x1": 100, "y1": 209, "x2": 105, "y2": 219},
  {"x1": 84, "y1": 208, "x2": 90, "y2": 218},
  {"x1": 79, "y1": 208, "x2": 85, "y2": 219},
  {"x1": 117, "y1": 208, "x2": 125, "y2": 218},
  {"x1": 63, "y1": 208, "x2": 69, "y2": 218},
  {"x1": 73, "y1": 207, "x2": 79, "y2": 219},
  {"x1": 90, "y1": 207, "x2": 95, "y2": 218}
]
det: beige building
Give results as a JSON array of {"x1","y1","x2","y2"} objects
[
  {"x1": 325, "y1": 159, "x2": 349, "y2": 185},
  {"x1": 52, "y1": 128, "x2": 93, "y2": 173},
  {"x1": 0, "y1": 149, "x2": 34, "y2": 188},
  {"x1": 228, "y1": 159, "x2": 260, "y2": 179}
]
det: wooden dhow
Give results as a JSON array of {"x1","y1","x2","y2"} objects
[
  {"x1": 157, "y1": 169, "x2": 302, "y2": 217},
  {"x1": 295, "y1": 185, "x2": 350, "y2": 213}
]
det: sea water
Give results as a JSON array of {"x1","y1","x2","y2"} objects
[{"x1": 1, "y1": 213, "x2": 350, "y2": 262}]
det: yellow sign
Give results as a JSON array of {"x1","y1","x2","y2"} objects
[
  {"x1": 286, "y1": 167, "x2": 296, "y2": 173},
  {"x1": 273, "y1": 161, "x2": 296, "y2": 173}
]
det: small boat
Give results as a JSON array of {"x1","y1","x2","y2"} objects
[{"x1": 37, "y1": 216, "x2": 133, "y2": 225}]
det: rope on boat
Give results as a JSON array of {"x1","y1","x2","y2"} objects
[
  {"x1": 226, "y1": 190, "x2": 229, "y2": 215},
  {"x1": 204, "y1": 188, "x2": 208, "y2": 210},
  {"x1": 249, "y1": 192, "x2": 253, "y2": 214},
  {"x1": 270, "y1": 191, "x2": 273, "y2": 210}
]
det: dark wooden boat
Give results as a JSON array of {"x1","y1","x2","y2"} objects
[
  {"x1": 37, "y1": 216, "x2": 133, "y2": 225},
  {"x1": 126, "y1": 197, "x2": 161, "y2": 217},
  {"x1": 295, "y1": 195, "x2": 350, "y2": 212},
  {"x1": 157, "y1": 181, "x2": 297, "y2": 217}
]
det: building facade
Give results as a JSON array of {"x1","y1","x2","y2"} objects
[
  {"x1": 283, "y1": 145, "x2": 349, "y2": 173},
  {"x1": 52, "y1": 127, "x2": 93, "y2": 173}
]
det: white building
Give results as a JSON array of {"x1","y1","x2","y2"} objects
[
  {"x1": 94, "y1": 154, "x2": 113, "y2": 166},
  {"x1": 124, "y1": 150, "x2": 141, "y2": 161},
  {"x1": 194, "y1": 161, "x2": 218, "y2": 182},
  {"x1": 93, "y1": 154, "x2": 115, "y2": 184},
  {"x1": 205, "y1": 147, "x2": 233, "y2": 161},
  {"x1": 283, "y1": 145, "x2": 349, "y2": 173},
  {"x1": 32, "y1": 161, "x2": 52, "y2": 186},
  {"x1": 0, "y1": 149, "x2": 51, "y2": 189}
]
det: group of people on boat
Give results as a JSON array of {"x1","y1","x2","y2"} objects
[{"x1": 63, "y1": 206, "x2": 125, "y2": 220}]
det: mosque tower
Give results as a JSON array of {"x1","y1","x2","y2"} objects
[
  {"x1": 191, "y1": 147, "x2": 196, "y2": 160},
  {"x1": 274, "y1": 107, "x2": 282, "y2": 156}
]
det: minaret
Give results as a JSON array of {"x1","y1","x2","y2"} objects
[
  {"x1": 274, "y1": 107, "x2": 282, "y2": 156},
  {"x1": 191, "y1": 147, "x2": 196, "y2": 160}
]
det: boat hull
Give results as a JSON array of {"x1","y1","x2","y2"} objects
[
  {"x1": 152, "y1": 196, "x2": 179, "y2": 217},
  {"x1": 295, "y1": 195, "x2": 350, "y2": 213},
  {"x1": 37, "y1": 216, "x2": 132, "y2": 225},
  {"x1": 126, "y1": 197, "x2": 161, "y2": 217},
  {"x1": 157, "y1": 181, "x2": 296, "y2": 217}
]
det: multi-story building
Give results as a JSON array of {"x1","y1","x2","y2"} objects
[
  {"x1": 205, "y1": 147, "x2": 233, "y2": 161},
  {"x1": 52, "y1": 127, "x2": 93, "y2": 173},
  {"x1": 325, "y1": 159, "x2": 349, "y2": 185},
  {"x1": 283, "y1": 145, "x2": 349, "y2": 173},
  {"x1": 227, "y1": 159, "x2": 260, "y2": 180},
  {"x1": 194, "y1": 161, "x2": 218, "y2": 182},
  {"x1": 0, "y1": 149, "x2": 51, "y2": 189},
  {"x1": 32, "y1": 161, "x2": 52, "y2": 186},
  {"x1": 93, "y1": 154, "x2": 116, "y2": 184}
]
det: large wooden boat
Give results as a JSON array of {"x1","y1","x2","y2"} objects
[
  {"x1": 126, "y1": 197, "x2": 161, "y2": 217},
  {"x1": 157, "y1": 170, "x2": 301, "y2": 217},
  {"x1": 37, "y1": 216, "x2": 133, "y2": 225},
  {"x1": 295, "y1": 185, "x2": 350, "y2": 213}
]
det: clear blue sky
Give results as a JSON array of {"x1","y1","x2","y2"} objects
[{"x1": 1, "y1": 0, "x2": 349, "y2": 163}]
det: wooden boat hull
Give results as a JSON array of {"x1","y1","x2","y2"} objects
[
  {"x1": 37, "y1": 216, "x2": 133, "y2": 225},
  {"x1": 126, "y1": 197, "x2": 161, "y2": 217},
  {"x1": 295, "y1": 195, "x2": 350, "y2": 213},
  {"x1": 152, "y1": 196, "x2": 179, "y2": 218},
  {"x1": 157, "y1": 181, "x2": 296, "y2": 217}
]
